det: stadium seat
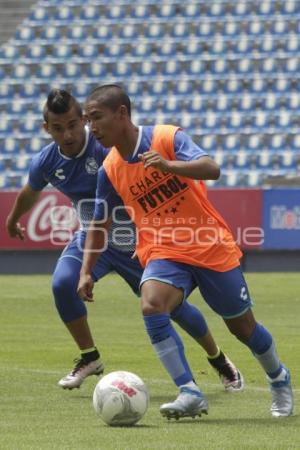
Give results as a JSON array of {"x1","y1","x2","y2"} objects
[
  {"x1": 285, "y1": 57, "x2": 300, "y2": 73},
  {"x1": 287, "y1": 95, "x2": 300, "y2": 111},
  {"x1": 194, "y1": 22, "x2": 213, "y2": 37},
  {"x1": 223, "y1": 134, "x2": 241, "y2": 151},
  {"x1": 41, "y1": 26, "x2": 61, "y2": 42},
  {"x1": 19, "y1": 118, "x2": 40, "y2": 134},
  {"x1": 211, "y1": 59, "x2": 229, "y2": 74},
  {"x1": 52, "y1": 44, "x2": 72, "y2": 59},
  {"x1": 156, "y1": 42, "x2": 176, "y2": 57},
  {"x1": 36, "y1": 63, "x2": 57, "y2": 80},
  {"x1": 27, "y1": 137, "x2": 45, "y2": 153},
  {"x1": 174, "y1": 80, "x2": 193, "y2": 96},
  {"x1": 106, "y1": 5, "x2": 125, "y2": 20},
  {"x1": 290, "y1": 134, "x2": 300, "y2": 150},
  {"x1": 170, "y1": 23, "x2": 189, "y2": 38},
  {"x1": 11, "y1": 64, "x2": 31, "y2": 80},
  {"x1": 104, "y1": 44, "x2": 124, "y2": 58},
  {"x1": 80, "y1": 5, "x2": 100, "y2": 21},
  {"x1": 138, "y1": 97, "x2": 156, "y2": 114},
  {"x1": 256, "y1": 1, "x2": 275, "y2": 15},
  {"x1": 198, "y1": 134, "x2": 218, "y2": 152},
  {"x1": 112, "y1": 61, "x2": 132, "y2": 77},
  {"x1": 147, "y1": 80, "x2": 168, "y2": 96},
  {"x1": 132, "y1": 43, "x2": 151, "y2": 57},
  {"x1": 186, "y1": 60, "x2": 204, "y2": 75},
  {"x1": 222, "y1": 21, "x2": 240, "y2": 37},
  {"x1": 233, "y1": 39, "x2": 252, "y2": 54},
  {"x1": 67, "y1": 25, "x2": 87, "y2": 41},
  {"x1": 62, "y1": 63, "x2": 81, "y2": 79},
  {"x1": 259, "y1": 37, "x2": 277, "y2": 53},
  {"x1": 120, "y1": 24, "x2": 138, "y2": 39},
  {"x1": 126, "y1": 81, "x2": 143, "y2": 97},
  {"x1": 183, "y1": 41, "x2": 201, "y2": 56},
  {"x1": 54, "y1": 6, "x2": 74, "y2": 21},
  {"x1": 131, "y1": 5, "x2": 151, "y2": 19},
  {"x1": 93, "y1": 26, "x2": 113, "y2": 41},
  {"x1": 78, "y1": 44, "x2": 98, "y2": 59},
  {"x1": 86, "y1": 62, "x2": 107, "y2": 78},
  {"x1": 0, "y1": 84, "x2": 13, "y2": 99},
  {"x1": 278, "y1": 151, "x2": 297, "y2": 168},
  {"x1": 246, "y1": 20, "x2": 264, "y2": 37},
  {"x1": 273, "y1": 78, "x2": 290, "y2": 93},
  {"x1": 144, "y1": 23, "x2": 164, "y2": 39},
  {"x1": 136, "y1": 61, "x2": 156, "y2": 77},
  {"x1": 0, "y1": 44, "x2": 20, "y2": 59},
  {"x1": 236, "y1": 58, "x2": 253, "y2": 74},
  {"x1": 199, "y1": 79, "x2": 217, "y2": 95},
  {"x1": 207, "y1": 2, "x2": 226, "y2": 16},
  {"x1": 256, "y1": 151, "x2": 272, "y2": 168},
  {"x1": 156, "y1": 4, "x2": 176, "y2": 18},
  {"x1": 282, "y1": 1, "x2": 300, "y2": 14},
  {"x1": 249, "y1": 78, "x2": 268, "y2": 94},
  {"x1": 27, "y1": 44, "x2": 46, "y2": 60},
  {"x1": 181, "y1": 3, "x2": 201, "y2": 17},
  {"x1": 14, "y1": 155, "x2": 31, "y2": 171},
  {"x1": 268, "y1": 134, "x2": 286, "y2": 150},
  {"x1": 162, "y1": 60, "x2": 181, "y2": 76},
  {"x1": 231, "y1": 1, "x2": 251, "y2": 16},
  {"x1": 7, "y1": 100, "x2": 26, "y2": 115},
  {"x1": 215, "y1": 95, "x2": 230, "y2": 112},
  {"x1": 2, "y1": 137, "x2": 19, "y2": 153},
  {"x1": 15, "y1": 26, "x2": 35, "y2": 41},
  {"x1": 271, "y1": 19, "x2": 289, "y2": 35},
  {"x1": 261, "y1": 57, "x2": 277, "y2": 74},
  {"x1": 72, "y1": 83, "x2": 90, "y2": 99},
  {"x1": 223, "y1": 79, "x2": 242, "y2": 94},
  {"x1": 30, "y1": 6, "x2": 49, "y2": 22},
  {"x1": 161, "y1": 97, "x2": 181, "y2": 113}
]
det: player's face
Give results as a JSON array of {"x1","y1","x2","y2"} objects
[
  {"x1": 44, "y1": 106, "x2": 86, "y2": 157},
  {"x1": 85, "y1": 100, "x2": 124, "y2": 148}
]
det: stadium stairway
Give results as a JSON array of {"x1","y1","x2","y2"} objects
[{"x1": 0, "y1": 0, "x2": 37, "y2": 45}]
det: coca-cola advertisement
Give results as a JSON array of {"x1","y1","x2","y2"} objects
[{"x1": 0, "y1": 191, "x2": 79, "y2": 249}]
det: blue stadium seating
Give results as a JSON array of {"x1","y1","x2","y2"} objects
[{"x1": 1, "y1": 0, "x2": 300, "y2": 188}]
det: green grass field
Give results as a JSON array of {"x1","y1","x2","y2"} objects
[{"x1": 0, "y1": 273, "x2": 299, "y2": 450}]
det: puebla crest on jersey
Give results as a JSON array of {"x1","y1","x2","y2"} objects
[{"x1": 85, "y1": 157, "x2": 99, "y2": 175}]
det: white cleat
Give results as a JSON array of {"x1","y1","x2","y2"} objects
[
  {"x1": 58, "y1": 358, "x2": 104, "y2": 390},
  {"x1": 269, "y1": 367, "x2": 293, "y2": 418},
  {"x1": 160, "y1": 387, "x2": 208, "y2": 420},
  {"x1": 208, "y1": 354, "x2": 244, "y2": 392}
]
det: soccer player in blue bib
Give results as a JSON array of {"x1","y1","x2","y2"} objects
[{"x1": 6, "y1": 89, "x2": 243, "y2": 391}]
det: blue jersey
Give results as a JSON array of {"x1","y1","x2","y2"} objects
[
  {"x1": 94, "y1": 125, "x2": 208, "y2": 220},
  {"x1": 28, "y1": 127, "x2": 135, "y2": 251}
]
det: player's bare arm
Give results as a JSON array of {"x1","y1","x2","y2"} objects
[
  {"x1": 138, "y1": 152, "x2": 220, "y2": 180},
  {"x1": 6, "y1": 184, "x2": 41, "y2": 240},
  {"x1": 78, "y1": 217, "x2": 112, "y2": 302}
]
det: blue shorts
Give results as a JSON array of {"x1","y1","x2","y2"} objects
[
  {"x1": 141, "y1": 259, "x2": 253, "y2": 319},
  {"x1": 59, "y1": 231, "x2": 143, "y2": 295}
]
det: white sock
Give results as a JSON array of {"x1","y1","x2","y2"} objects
[{"x1": 180, "y1": 380, "x2": 199, "y2": 391}]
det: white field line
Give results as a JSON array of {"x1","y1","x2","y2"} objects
[{"x1": 0, "y1": 367, "x2": 299, "y2": 393}]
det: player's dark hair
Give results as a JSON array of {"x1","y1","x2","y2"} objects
[
  {"x1": 43, "y1": 89, "x2": 82, "y2": 122},
  {"x1": 86, "y1": 84, "x2": 131, "y2": 117}
]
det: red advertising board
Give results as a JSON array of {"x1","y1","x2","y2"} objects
[
  {"x1": 0, "y1": 191, "x2": 79, "y2": 249},
  {"x1": 208, "y1": 189, "x2": 263, "y2": 249},
  {"x1": 0, "y1": 189, "x2": 263, "y2": 250}
]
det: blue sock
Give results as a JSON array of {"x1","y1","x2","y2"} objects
[
  {"x1": 144, "y1": 313, "x2": 194, "y2": 386},
  {"x1": 171, "y1": 301, "x2": 208, "y2": 340},
  {"x1": 247, "y1": 323, "x2": 282, "y2": 378}
]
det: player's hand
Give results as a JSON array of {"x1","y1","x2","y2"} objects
[
  {"x1": 138, "y1": 151, "x2": 170, "y2": 172},
  {"x1": 6, "y1": 217, "x2": 26, "y2": 240},
  {"x1": 77, "y1": 273, "x2": 94, "y2": 302}
]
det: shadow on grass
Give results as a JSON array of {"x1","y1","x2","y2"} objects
[{"x1": 164, "y1": 415, "x2": 298, "y2": 426}]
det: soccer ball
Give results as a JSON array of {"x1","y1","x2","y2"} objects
[{"x1": 93, "y1": 371, "x2": 149, "y2": 426}]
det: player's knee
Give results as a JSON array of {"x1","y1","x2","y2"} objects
[
  {"x1": 52, "y1": 271, "x2": 74, "y2": 298},
  {"x1": 141, "y1": 295, "x2": 166, "y2": 316}
]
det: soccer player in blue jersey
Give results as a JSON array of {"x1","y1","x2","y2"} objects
[
  {"x1": 6, "y1": 89, "x2": 244, "y2": 392},
  {"x1": 79, "y1": 84, "x2": 293, "y2": 419}
]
